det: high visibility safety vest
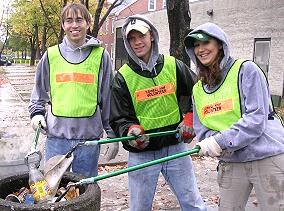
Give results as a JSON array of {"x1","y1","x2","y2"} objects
[
  {"x1": 48, "y1": 45, "x2": 104, "y2": 117},
  {"x1": 119, "y1": 55, "x2": 180, "y2": 130},
  {"x1": 193, "y1": 59, "x2": 245, "y2": 131},
  {"x1": 193, "y1": 59, "x2": 284, "y2": 131}
]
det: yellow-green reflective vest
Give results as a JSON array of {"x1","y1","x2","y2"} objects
[
  {"x1": 48, "y1": 46, "x2": 104, "y2": 117},
  {"x1": 119, "y1": 55, "x2": 180, "y2": 130},
  {"x1": 193, "y1": 59, "x2": 245, "y2": 131}
]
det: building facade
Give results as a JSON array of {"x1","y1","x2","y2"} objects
[{"x1": 99, "y1": 0, "x2": 284, "y2": 98}]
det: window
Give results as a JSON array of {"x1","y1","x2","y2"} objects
[
  {"x1": 110, "y1": 44, "x2": 114, "y2": 60},
  {"x1": 115, "y1": 27, "x2": 128, "y2": 71},
  {"x1": 253, "y1": 38, "x2": 271, "y2": 75},
  {"x1": 162, "y1": 0, "x2": 167, "y2": 9},
  {"x1": 111, "y1": 17, "x2": 115, "y2": 34},
  {"x1": 148, "y1": 0, "x2": 156, "y2": 11},
  {"x1": 105, "y1": 19, "x2": 109, "y2": 32}
]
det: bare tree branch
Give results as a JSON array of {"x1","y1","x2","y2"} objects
[
  {"x1": 39, "y1": 0, "x2": 59, "y2": 41},
  {"x1": 98, "y1": 0, "x2": 124, "y2": 28},
  {"x1": 92, "y1": 0, "x2": 125, "y2": 37}
]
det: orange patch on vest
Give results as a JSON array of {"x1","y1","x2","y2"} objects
[
  {"x1": 56, "y1": 73, "x2": 94, "y2": 84},
  {"x1": 135, "y1": 82, "x2": 175, "y2": 102},
  {"x1": 202, "y1": 99, "x2": 233, "y2": 118}
]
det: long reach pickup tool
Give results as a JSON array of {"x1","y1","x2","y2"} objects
[
  {"x1": 24, "y1": 122, "x2": 42, "y2": 168},
  {"x1": 44, "y1": 129, "x2": 179, "y2": 196},
  {"x1": 55, "y1": 146, "x2": 200, "y2": 202}
]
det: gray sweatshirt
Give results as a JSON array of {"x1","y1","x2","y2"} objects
[
  {"x1": 185, "y1": 22, "x2": 284, "y2": 162},
  {"x1": 28, "y1": 35, "x2": 115, "y2": 140},
  {"x1": 121, "y1": 14, "x2": 160, "y2": 73}
]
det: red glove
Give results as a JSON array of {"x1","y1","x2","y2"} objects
[
  {"x1": 127, "y1": 125, "x2": 149, "y2": 150},
  {"x1": 178, "y1": 112, "x2": 195, "y2": 143}
]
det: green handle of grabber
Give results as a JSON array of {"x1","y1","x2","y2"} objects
[
  {"x1": 24, "y1": 122, "x2": 42, "y2": 166},
  {"x1": 32, "y1": 122, "x2": 41, "y2": 150},
  {"x1": 83, "y1": 129, "x2": 179, "y2": 145},
  {"x1": 74, "y1": 146, "x2": 200, "y2": 186}
]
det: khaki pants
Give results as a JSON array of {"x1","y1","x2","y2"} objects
[{"x1": 218, "y1": 153, "x2": 284, "y2": 211}]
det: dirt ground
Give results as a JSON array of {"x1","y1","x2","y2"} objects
[{"x1": 98, "y1": 156, "x2": 220, "y2": 211}]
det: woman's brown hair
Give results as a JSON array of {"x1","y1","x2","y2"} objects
[{"x1": 196, "y1": 39, "x2": 224, "y2": 88}]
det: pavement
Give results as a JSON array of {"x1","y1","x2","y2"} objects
[{"x1": 0, "y1": 65, "x2": 261, "y2": 210}]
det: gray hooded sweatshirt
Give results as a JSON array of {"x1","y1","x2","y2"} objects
[
  {"x1": 121, "y1": 14, "x2": 160, "y2": 73},
  {"x1": 28, "y1": 35, "x2": 115, "y2": 140},
  {"x1": 185, "y1": 22, "x2": 284, "y2": 162}
]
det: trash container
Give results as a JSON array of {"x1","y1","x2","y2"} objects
[
  {"x1": 0, "y1": 172, "x2": 100, "y2": 211},
  {"x1": 0, "y1": 157, "x2": 39, "y2": 179}
]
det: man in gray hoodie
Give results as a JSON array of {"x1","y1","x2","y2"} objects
[
  {"x1": 28, "y1": 3, "x2": 118, "y2": 177},
  {"x1": 110, "y1": 15, "x2": 206, "y2": 211}
]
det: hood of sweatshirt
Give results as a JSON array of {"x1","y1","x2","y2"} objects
[
  {"x1": 122, "y1": 14, "x2": 159, "y2": 72},
  {"x1": 60, "y1": 35, "x2": 101, "y2": 63},
  {"x1": 184, "y1": 22, "x2": 231, "y2": 71}
]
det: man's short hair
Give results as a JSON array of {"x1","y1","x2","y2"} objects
[{"x1": 61, "y1": 3, "x2": 91, "y2": 24}]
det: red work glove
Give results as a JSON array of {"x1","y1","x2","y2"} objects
[
  {"x1": 177, "y1": 112, "x2": 195, "y2": 143},
  {"x1": 127, "y1": 124, "x2": 149, "y2": 150}
]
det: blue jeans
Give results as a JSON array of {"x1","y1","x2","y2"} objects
[
  {"x1": 128, "y1": 142, "x2": 207, "y2": 211},
  {"x1": 45, "y1": 137, "x2": 100, "y2": 177}
]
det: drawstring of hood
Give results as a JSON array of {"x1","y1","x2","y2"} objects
[
  {"x1": 61, "y1": 35, "x2": 101, "y2": 63},
  {"x1": 122, "y1": 14, "x2": 160, "y2": 73}
]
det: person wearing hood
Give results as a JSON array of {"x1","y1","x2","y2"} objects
[
  {"x1": 184, "y1": 22, "x2": 284, "y2": 211},
  {"x1": 109, "y1": 15, "x2": 206, "y2": 211},
  {"x1": 28, "y1": 3, "x2": 118, "y2": 177}
]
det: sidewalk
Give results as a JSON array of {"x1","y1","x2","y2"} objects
[{"x1": 0, "y1": 65, "x2": 260, "y2": 210}]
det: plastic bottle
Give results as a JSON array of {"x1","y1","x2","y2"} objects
[
  {"x1": 24, "y1": 194, "x2": 35, "y2": 204},
  {"x1": 28, "y1": 163, "x2": 53, "y2": 203}
]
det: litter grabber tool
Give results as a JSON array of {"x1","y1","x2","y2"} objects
[
  {"x1": 24, "y1": 122, "x2": 42, "y2": 168},
  {"x1": 45, "y1": 129, "x2": 178, "y2": 199},
  {"x1": 55, "y1": 146, "x2": 200, "y2": 202},
  {"x1": 23, "y1": 122, "x2": 54, "y2": 203},
  {"x1": 83, "y1": 129, "x2": 179, "y2": 146},
  {"x1": 44, "y1": 129, "x2": 179, "y2": 176}
]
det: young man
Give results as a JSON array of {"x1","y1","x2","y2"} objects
[
  {"x1": 28, "y1": 3, "x2": 118, "y2": 177},
  {"x1": 110, "y1": 15, "x2": 206, "y2": 211}
]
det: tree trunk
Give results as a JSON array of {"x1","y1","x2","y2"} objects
[
  {"x1": 166, "y1": 0, "x2": 191, "y2": 67},
  {"x1": 30, "y1": 40, "x2": 36, "y2": 66},
  {"x1": 29, "y1": 25, "x2": 37, "y2": 66},
  {"x1": 92, "y1": 0, "x2": 105, "y2": 37},
  {"x1": 59, "y1": 0, "x2": 68, "y2": 43},
  {"x1": 35, "y1": 24, "x2": 41, "y2": 60},
  {"x1": 41, "y1": 24, "x2": 47, "y2": 57}
]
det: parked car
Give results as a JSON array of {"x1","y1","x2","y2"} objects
[{"x1": 0, "y1": 56, "x2": 13, "y2": 66}]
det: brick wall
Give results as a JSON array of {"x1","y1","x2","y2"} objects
[{"x1": 112, "y1": 0, "x2": 284, "y2": 96}]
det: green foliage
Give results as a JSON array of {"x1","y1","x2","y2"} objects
[
  {"x1": 6, "y1": 34, "x2": 29, "y2": 51},
  {"x1": 9, "y1": 0, "x2": 62, "y2": 49},
  {"x1": 14, "y1": 58, "x2": 30, "y2": 64},
  {"x1": 6, "y1": 0, "x2": 118, "y2": 55}
]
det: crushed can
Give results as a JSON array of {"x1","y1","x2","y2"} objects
[{"x1": 17, "y1": 187, "x2": 30, "y2": 203}]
